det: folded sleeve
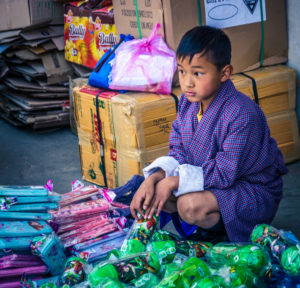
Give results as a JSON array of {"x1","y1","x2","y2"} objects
[
  {"x1": 173, "y1": 164, "x2": 204, "y2": 197},
  {"x1": 143, "y1": 156, "x2": 179, "y2": 179}
]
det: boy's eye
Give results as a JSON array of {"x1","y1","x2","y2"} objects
[
  {"x1": 194, "y1": 72, "x2": 203, "y2": 77},
  {"x1": 178, "y1": 69, "x2": 185, "y2": 75}
]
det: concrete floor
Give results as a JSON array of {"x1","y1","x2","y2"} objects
[{"x1": 0, "y1": 118, "x2": 300, "y2": 239}]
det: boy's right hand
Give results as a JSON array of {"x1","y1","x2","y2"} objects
[{"x1": 130, "y1": 169, "x2": 165, "y2": 220}]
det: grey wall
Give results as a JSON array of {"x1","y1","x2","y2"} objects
[{"x1": 287, "y1": 0, "x2": 300, "y2": 128}]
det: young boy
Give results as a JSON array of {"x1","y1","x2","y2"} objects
[{"x1": 130, "y1": 26, "x2": 288, "y2": 242}]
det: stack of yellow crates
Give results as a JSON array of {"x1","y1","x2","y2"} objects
[
  {"x1": 231, "y1": 65, "x2": 300, "y2": 163},
  {"x1": 74, "y1": 85, "x2": 181, "y2": 188}
]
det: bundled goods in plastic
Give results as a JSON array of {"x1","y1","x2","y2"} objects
[
  {"x1": 88, "y1": 252, "x2": 161, "y2": 287},
  {"x1": 251, "y1": 224, "x2": 300, "y2": 276},
  {"x1": 30, "y1": 234, "x2": 67, "y2": 276},
  {"x1": 147, "y1": 240, "x2": 212, "y2": 264},
  {"x1": 206, "y1": 242, "x2": 271, "y2": 278},
  {"x1": 0, "y1": 184, "x2": 60, "y2": 251}
]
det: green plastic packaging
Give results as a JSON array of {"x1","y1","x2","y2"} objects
[
  {"x1": 120, "y1": 239, "x2": 145, "y2": 256},
  {"x1": 217, "y1": 265, "x2": 261, "y2": 288},
  {"x1": 88, "y1": 252, "x2": 161, "y2": 287},
  {"x1": 151, "y1": 230, "x2": 178, "y2": 241},
  {"x1": 191, "y1": 275, "x2": 228, "y2": 288},
  {"x1": 206, "y1": 242, "x2": 271, "y2": 277},
  {"x1": 280, "y1": 245, "x2": 300, "y2": 276},
  {"x1": 181, "y1": 257, "x2": 211, "y2": 285},
  {"x1": 148, "y1": 240, "x2": 211, "y2": 264},
  {"x1": 132, "y1": 272, "x2": 161, "y2": 288},
  {"x1": 162, "y1": 262, "x2": 181, "y2": 278},
  {"x1": 95, "y1": 277, "x2": 124, "y2": 288},
  {"x1": 251, "y1": 224, "x2": 300, "y2": 276}
]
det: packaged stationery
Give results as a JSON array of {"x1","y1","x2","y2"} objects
[{"x1": 31, "y1": 234, "x2": 67, "y2": 276}]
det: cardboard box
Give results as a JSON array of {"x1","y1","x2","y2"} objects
[
  {"x1": 267, "y1": 111, "x2": 300, "y2": 164},
  {"x1": 231, "y1": 65, "x2": 297, "y2": 116},
  {"x1": 74, "y1": 85, "x2": 119, "y2": 187},
  {"x1": 74, "y1": 85, "x2": 181, "y2": 187},
  {"x1": 112, "y1": 0, "x2": 287, "y2": 74},
  {"x1": 111, "y1": 92, "x2": 179, "y2": 151},
  {"x1": 0, "y1": 0, "x2": 64, "y2": 31},
  {"x1": 64, "y1": 4, "x2": 117, "y2": 68}
]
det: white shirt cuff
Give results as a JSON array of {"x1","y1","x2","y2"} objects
[
  {"x1": 173, "y1": 164, "x2": 204, "y2": 197},
  {"x1": 143, "y1": 156, "x2": 179, "y2": 178}
]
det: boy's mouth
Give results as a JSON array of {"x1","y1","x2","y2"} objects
[{"x1": 185, "y1": 91, "x2": 196, "y2": 97}]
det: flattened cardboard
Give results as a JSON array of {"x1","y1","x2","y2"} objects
[
  {"x1": 51, "y1": 36, "x2": 65, "y2": 51},
  {"x1": 15, "y1": 49, "x2": 40, "y2": 61},
  {"x1": 2, "y1": 91, "x2": 69, "y2": 111},
  {"x1": 11, "y1": 65, "x2": 46, "y2": 78},
  {"x1": 0, "y1": 0, "x2": 64, "y2": 31},
  {"x1": 21, "y1": 26, "x2": 64, "y2": 41},
  {"x1": 41, "y1": 51, "x2": 73, "y2": 84},
  {"x1": 0, "y1": 30, "x2": 21, "y2": 41},
  {"x1": 4, "y1": 77, "x2": 45, "y2": 92}
]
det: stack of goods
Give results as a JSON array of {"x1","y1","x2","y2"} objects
[
  {"x1": 49, "y1": 181, "x2": 131, "y2": 263},
  {"x1": 73, "y1": 85, "x2": 181, "y2": 188},
  {"x1": 76, "y1": 221, "x2": 300, "y2": 288},
  {"x1": 231, "y1": 65, "x2": 300, "y2": 163},
  {"x1": 0, "y1": 184, "x2": 62, "y2": 287},
  {"x1": 0, "y1": 24, "x2": 72, "y2": 130},
  {"x1": 64, "y1": 0, "x2": 117, "y2": 69},
  {"x1": 112, "y1": 0, "x2": 287, "y2": 75}
]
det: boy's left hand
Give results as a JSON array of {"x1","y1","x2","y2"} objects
[{"x1": 145, "y1": 176, "x2": 179, "y2": 219}]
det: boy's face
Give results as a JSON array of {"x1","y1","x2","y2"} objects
[{"x1": 177, "y1": 53, "x2": 225, "y2": 104}]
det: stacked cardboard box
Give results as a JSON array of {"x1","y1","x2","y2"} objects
[
  {"x1": 231, "y1": 65, "x2": 300, "y2": 164},
  {"x1": 112, "y1": 0, "x2": 287, "y2": 74},
  {"x1": 74, "y1": 85, "x2": 181, "y2": 187}
]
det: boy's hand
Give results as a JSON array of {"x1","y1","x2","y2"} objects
[
  {"x1": 145, "y1": 176, "x2": 179, "y2": 219},
  {"x1": 130, "y1": 169, "x2": 165, "y2": 220}
]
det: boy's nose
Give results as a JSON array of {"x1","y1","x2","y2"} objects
[{"x1": 185, "y1": 75, "x2": 195, "y2": 88}]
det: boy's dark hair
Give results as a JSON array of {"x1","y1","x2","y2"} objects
[{"x1": 176, "y1": 26, "x2": 231, "y2": 71}]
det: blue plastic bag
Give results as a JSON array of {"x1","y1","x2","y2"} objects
[{"x1": 88, "y1": 34, "x2": 134, "y2": 89}]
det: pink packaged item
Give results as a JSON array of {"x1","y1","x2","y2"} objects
[
  {"x1": 49, "y1": 199, "x2": 109, "y2": 219},
  {"x1": 0, "y1": 254, "x2": 43, "y2": 269},
  {"x1": 62, "y1": 223, "x2": 118, "y2": 247},
  {"x1": 109, "y1": 23, "x2": 177, "y2": 94},
  {"x1": 58, "y1": 219, "x2": 111, "y2": 240},
  {"x1": 59, "y1": 186, "x2": 100, "y2": 207},
  {"x1": 57, "y1": 214, "x2": 109, "y2": 234},
  {"x1": 51, "y1": 211, "x2": 109, "y2": 225}
]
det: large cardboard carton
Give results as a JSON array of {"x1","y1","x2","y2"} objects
[
  {"x1": 112, "y1": 0, "x2": 287, "y2": 74},
  {"x1": 74, "y1": 85, "x2": 181, "y2": 187},
  {"x1": 0, "y1": 0, "x2": 63, "y2": 31},
  {"x1": 267, "y1": 111, "x2": 300, "y2": 164},
  {"x1": 111, "y1": 92, "x2": 179, "y2": 151},
  {"x1": 231, "y1": 65, "x2": 297, "y2": 116},
  {"x1": 74, "y1": 85, "x2": 119, "y2": 187}
]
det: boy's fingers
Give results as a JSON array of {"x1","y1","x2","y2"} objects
[
  {"x1": 156, "y1": 201, "x2": 164, "y2": 217},
  {"x1": 130, "y1": 204, "x2": 138, "y2": 220},
  {"x1": 142, "y1": 191, "x2": 154, "y2": 210},
  {"x1": 144, "y1": 196, "x2": 156, "y2": 219},
  {"x1": 148, "y1": 199, "x2": 159, "y2": 219}
]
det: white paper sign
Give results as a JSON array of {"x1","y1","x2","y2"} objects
[{"x1": 204, "y1": 0, "x2": 266, "y2": 29}]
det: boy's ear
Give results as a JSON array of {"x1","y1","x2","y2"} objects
[{"x1": 220, "y1": 64, "x2": 233, "y2": 82}]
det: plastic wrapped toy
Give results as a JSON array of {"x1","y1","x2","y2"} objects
[
  {"x1": 88, "y1": 252, "x2": 161, "y2": 287},
  {"x1": 206, "y1": 242, "x2": 271, "y2": 278},
  {"x1": 30, "y1": 234, "x2": 67, "y2": 276},
  {"x1": 251, "y1": 224, "x2": 300, "y2": 276},
  {"x1": 61, "y1": 256, "x2": 86, "y2": 286}
]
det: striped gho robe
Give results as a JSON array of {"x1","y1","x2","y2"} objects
[{"x1": 144, "y1": 79, "x2": 288, "y2": 241}]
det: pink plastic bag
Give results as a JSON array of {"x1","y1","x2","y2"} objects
[{"x1": 109, "y1": 23, "x2": 177, "y2": 94}]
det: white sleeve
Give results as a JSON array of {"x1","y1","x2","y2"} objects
[
  {"x1": 143, "y1": 156, "x2": 179, "y2": 178},
  {"x1": 173, "y1": 164, "x2": 204, "y2": 197}
]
